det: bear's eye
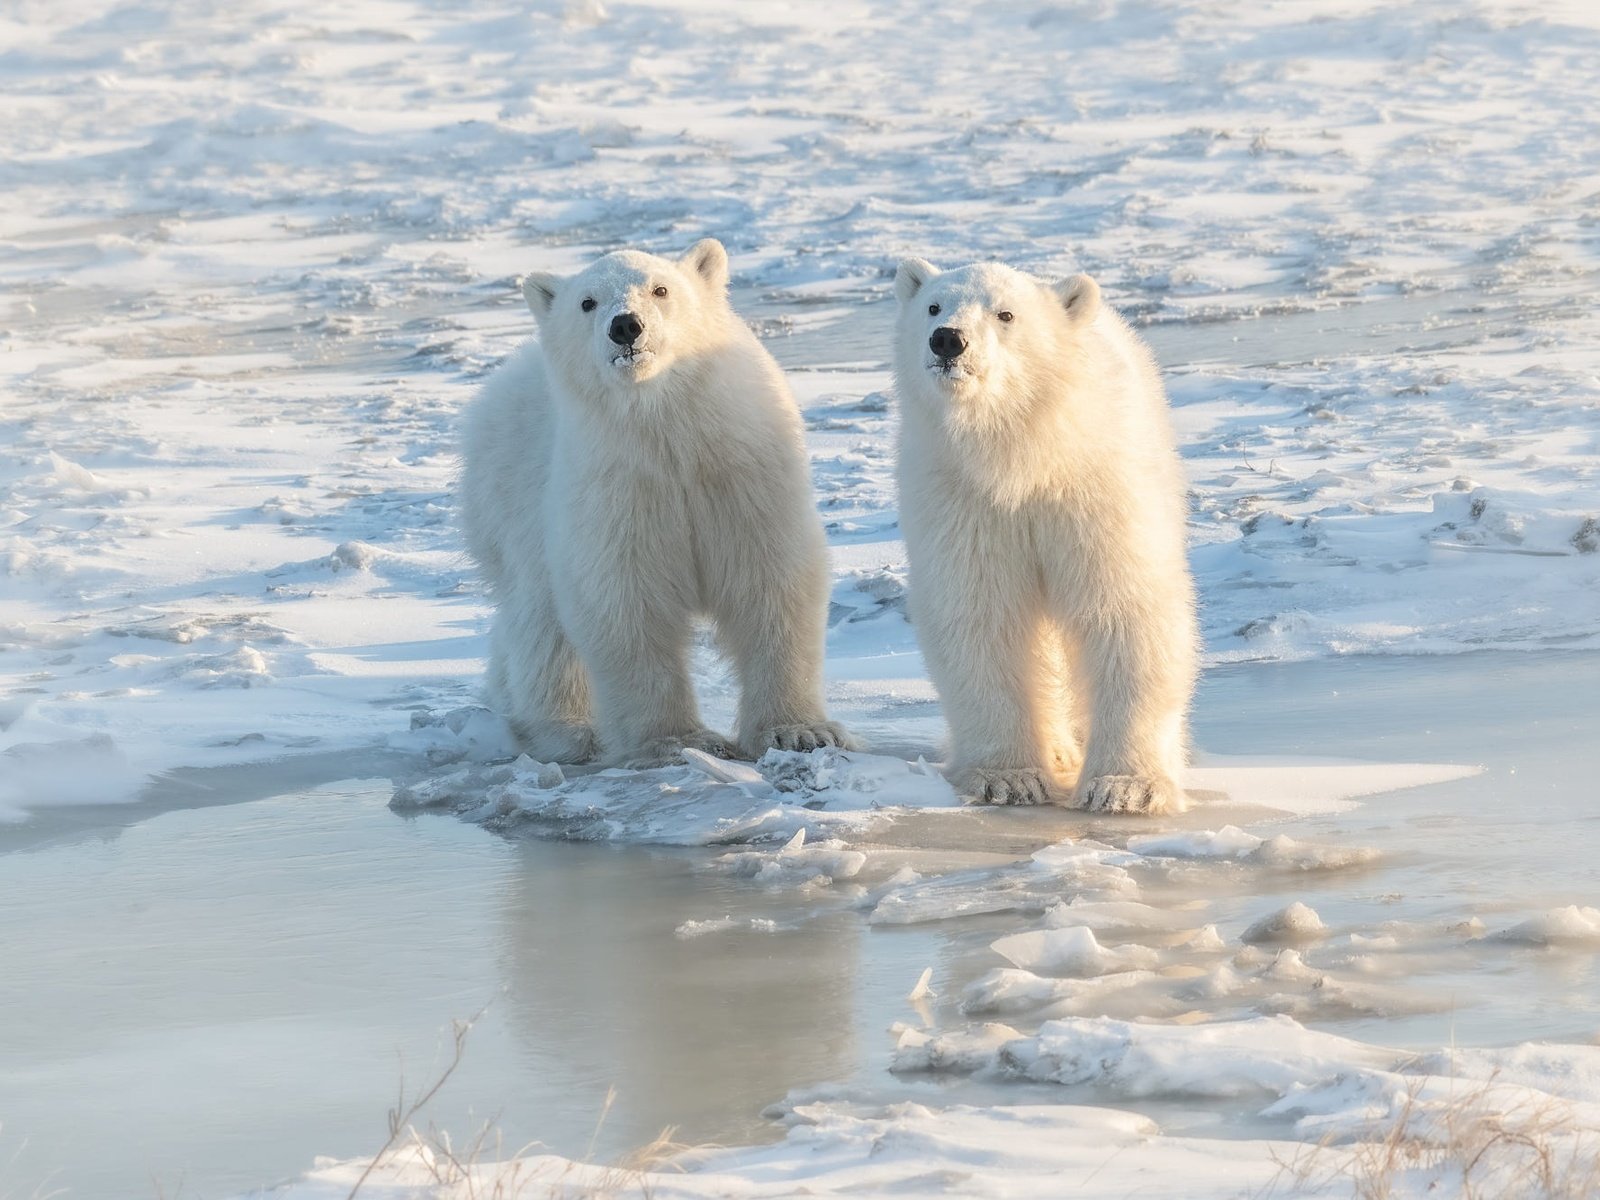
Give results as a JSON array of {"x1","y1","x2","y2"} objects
[
  {"x1": 997, "y1": 311, "x2": 1014, "y2": 323},
  {"x1": 653, "y1": 285, "x2": 668, "y2": 298},
  {"x1": 928, "y1": 303, "x2": 940, "y2": 316},
  {"x1": 581, "y1": 298, "x2": 596, "y2": 312}
]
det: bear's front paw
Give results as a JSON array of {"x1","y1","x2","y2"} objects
[
  {"x1": 754, "y1": 720, "x2": 861, "y2": 754},
  {"x1": 513, "y1": 719, "x2": 598, "y2": 764},
  {"x1": 625, "y1": 729, "x2": 740, "y2": 769},
  {"x1": 1079, "y1": 774, "x2": 1183, "y2": 815},
  {"x1": 955, "y1": 766, "x2": 1055, "y2": 807}
]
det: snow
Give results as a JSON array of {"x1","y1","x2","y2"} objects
[
  {"x1": 1241, "y1": 901, "x2": 1330, "y2": 944},
  {"x1": 4, "y1": 0, "x2": 1600, "y2": 1195},
  {"x1": 387, "y1": 735, "x2": 1472, "y2": 853},
  {"x1": 674, "y1": 915, "x2": 781, "y2": 939},
  {"x1": 1490, "y1": 906, "x2": 1600, "y2": 947},
  {"x1": 261, "y1": 1014, "x2": 1600, "y2": 1199},
  {"x1": 259, "y1": 1102, "x2": 1312, "y2": 1200},
  {"x1": 389, "y1": 744, "x2": 963, "y2": 846},
  {"x1": 904, "y1": 1013, "x2": 1399, "y2": 1098},
  {"x1": 989, "y1": 925, "x2": 1162, "y2": 977},
  {"x1": 4, "y1": 0, "x2": 1597, "y2": 824}
]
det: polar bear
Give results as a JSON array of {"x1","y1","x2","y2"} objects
[
  {"x1": 892, "y1": 258, "x2": 1198, "y2": 814},
  {"x1": 460, "y1": 239, "x2": 853, "y2": 767}
]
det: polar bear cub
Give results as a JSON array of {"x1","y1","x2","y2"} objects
[
  {"x1": 893, "y1": 258, "x2": 1197, "y2": 814},
  {"x1": 460, "y1": 239, "x2": 853, "y2": 767}
]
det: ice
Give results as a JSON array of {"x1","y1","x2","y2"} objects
[
  {"x1": 0, "y1": 731, "x2": 130, "y2": 822},
  {"x1": 674, "y1": 916, "x2": 780, "y2": 939},
  {"x1": 261, "y1": 1101, "x2": 1311, "y2": 1200},
  {"x1": 1415, "y1": 1043, "x2": 1600, "y2": 1103},
  {"x1": 714, "y1": 834, "x2": 868, "y2": 889},
  {"x1": 390, "y1": 747, "x2": 959, "y2": 846},
  {"x1": 1002, "y1": 1015, "x2": 1400, "y2": 1099},
  {"x1": 957, "y1": 968, "x2": 1162, "y2": 1021},
  {"x1": 755, "y1": 745, "x2": 960, "y2": 810},
  {"x1": 397, "y1": 705, "x2": 521, "y2": 766},
  {"x1": 1242, "y1": 902, "x2": 1329, "y2": 945},
  {"x1": 868, "y1": 848, "x2": 1140, "y2": 927},
  {"x1": 989, "y1": 926, "x2": 1160, "y2": 978},
  {"x1": 1125, "y1": 825, "x2": 1383, "y2": 874},
  {"x1": 1181, "y1": 758, "x2": 1483, "y2": 818},
  {"x1": 906, "y1": 967, "x2": 934, "y2": 1002},
  {"x1": 1250, "y1": 834, "x2": 1383, "y2": 873},
  {"x1": 1042, "y1": 899, "x2": 1204, "y2": 937},
  {"x1": 959, "y1": 942, "x2": 1435, "y2": 1025},
  {"x1": 679, "y1": 747, "x2": 766, "y2": 785},
  {"x1": 1489, "y1": 906, "x2": 1600, "y2": 947},
  {"x1": 1128, "y1": 824, "x2": 1264, "y2": 858},
  {"x1": 890, "y1": 1023, "x2": 1023, "y2": 1076}
]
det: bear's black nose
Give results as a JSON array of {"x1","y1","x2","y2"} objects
[
  {"x1": 608, "y1": 312, "x2": 644, "y2": 347},
  {"x1": 929, "y1": 326, "x2": 966, "y2": 361}
]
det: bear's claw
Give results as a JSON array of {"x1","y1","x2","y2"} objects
[
  {"x1": 754, "y1": 721, "x2": 860, "y2": 754},
  {"x1": 625, "y1": 729, "x2": 740, "y2": 769},
  {"x1": 1080, "y1": 773, "x2": 1183, "y2": 815},
  {"x1": 511, "y1": 719, "x2": 598, "y2": 764},
  {"x1": 957, "y1": 766, "x2": 1054, "y2": 807}
]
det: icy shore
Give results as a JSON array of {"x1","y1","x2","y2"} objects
[{"x1": 5, "y1": 0, "x2": 1600, "y2": 821}]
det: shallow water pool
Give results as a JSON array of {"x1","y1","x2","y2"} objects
[{"x1": 2, "y1": 649, "x2": 1597, "y2": 1197}]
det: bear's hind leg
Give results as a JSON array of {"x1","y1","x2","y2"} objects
[
  {"x1": 490, "y1": 582, "x2": 596, "y2": 764},
  {"x1": 567, "y1": 598, "x2": 737, "y2": 768}
]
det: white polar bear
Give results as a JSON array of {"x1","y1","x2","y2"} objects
[
  {"x1": 892, "y1": 258, "x2": 1198, "y2": 814},
  {"x1": 460, "y1": 239, "x2": 854, "y2": 767}
]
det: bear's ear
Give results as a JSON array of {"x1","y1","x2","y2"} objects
[
  {"x1": 522, "y1": 272, "x2": 562, "y2": 320},
  {"x1": 895, "y1": 257, "x2": 938, "y2": 303},
  {"x1": 1053, "y1": 273, "x2": 1101, "y2": 326},
  {"x1": 681, "y1": 238, "x2": 729, "y2": 289}
]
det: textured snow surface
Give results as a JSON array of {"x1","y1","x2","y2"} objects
[
  {"x1": 265, "y1": 1017, "x2": 1600, "y2": 1198},
  {"x1": 256, "y1": 1102, "x2": 1306, "y2": 1199},
  {"x1": 5, "y1": 0, "x2": 1600, "y2": 820}
]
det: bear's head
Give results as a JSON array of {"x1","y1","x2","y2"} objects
[
  {"x1": 521, "y1": 239, "x2": 732, "y2": 397},
  {"x1": 893, "y1": 258, "x2": 1101, "y2": 426}
]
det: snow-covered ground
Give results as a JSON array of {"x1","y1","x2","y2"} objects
[{"x1": 3, "y1": 0, "x2": 1600, "y2": 1196}]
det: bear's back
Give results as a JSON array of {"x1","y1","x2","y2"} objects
[{"x1": 459, "y1": 341, "x2": 556, "y2": 584}]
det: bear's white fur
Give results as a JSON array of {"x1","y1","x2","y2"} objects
[
  {"x1": 460, "y1": 239, "x2": 853, "y2": 767},
  {"x1": 892, "y1": 258, "x2": 1198, "y2": 814}
]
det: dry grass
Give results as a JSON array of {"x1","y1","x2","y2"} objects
[
  {"x1": 1266, "y1": 1072, "x2": 1600, "y2": 1200},
  {"x1": 0, "y1": 1132, "x2": 65, "y2": 1200},
  {"x1": 344, "y1": 1015, "x2": 692, "y2": 1200},
  {"x1": 373, "y1": 1093, "x2": 694, "y2": 1200}
]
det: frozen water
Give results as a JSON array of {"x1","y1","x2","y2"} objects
[
  {"x1": 3, "y1": 652, "x2": 1597, "y2": 1198},
  {"x1": 989, "y1": 926, "x2": 1162, "y2": 977},
  {"x1": 1241, "y1": 901, "x2": 1329, "y2": 944},
  {"x1": 389, "y1": 745, "x2": 962, "y2": 847},
  {"x1": 0, "y1": 779, "x2": 955, "y2": 1198}
]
